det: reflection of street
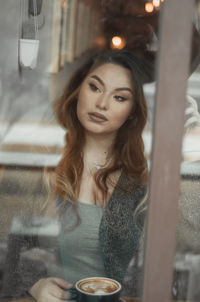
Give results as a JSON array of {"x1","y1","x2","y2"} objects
[
  {"x1": 0, "y1": 122, "x2": 199, "y2": 176},
  {"x1": 0, "y1": 122, "x2": 65, "y2": 166}
]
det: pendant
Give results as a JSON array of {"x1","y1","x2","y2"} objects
[{"x1": 95, "y1": 165, "x2": 102, "y2": 170}]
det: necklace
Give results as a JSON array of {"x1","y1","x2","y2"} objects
[
  {"x1": 85, "y1": 150, "x2": 109, "y2": 171},
  {"x1": 95, "y1": 164, "x2": 104, "y2": 170}
]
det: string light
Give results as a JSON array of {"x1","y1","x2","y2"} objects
[
  {"x1": 145, "y1": 0, "x2": 166, "y2": 12},
  {"x1": 153, "y1": 0, "x2": 160, "y2": 8},
  {"x1": 145, "y1": 2, "x2": 154, "y2": 13},
  {"x1": 111, "y1": 36, "x2": 126, "y2": 49}
]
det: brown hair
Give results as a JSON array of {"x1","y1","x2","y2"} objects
[{"x1": 53, "y1": 50, "x2": 148, "y2": 211}]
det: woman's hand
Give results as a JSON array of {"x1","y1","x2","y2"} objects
[{"x1": 29, "y1": 277, "x2": 74, "y2": 302}]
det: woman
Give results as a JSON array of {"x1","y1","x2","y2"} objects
[{"x1": 29, "y1": 49, "x2": 148, "y2": 302}]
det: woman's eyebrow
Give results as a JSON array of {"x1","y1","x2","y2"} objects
[
  {"x1": 90, "y1": 75, "x2": 133, "y2": 94},
  {"x1": 90, "y1": 75, "x2": 104, "y2": 86},
  {"x1": 115, "y1": 87, "x2": 133, "y2": 94}
]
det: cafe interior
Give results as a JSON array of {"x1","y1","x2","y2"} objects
[{"x1": 0, "y1": 0, "x2": 200, "y2": 302}]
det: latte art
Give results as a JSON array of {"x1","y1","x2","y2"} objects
[{"x1": 77, "y1": 278, "x2": 120, "y2": 295}]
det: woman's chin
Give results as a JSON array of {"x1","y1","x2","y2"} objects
[{"x1": 84, "y1": 127, "x2": 116, "y2": 138}]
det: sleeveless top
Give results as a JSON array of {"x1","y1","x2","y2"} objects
[{"x1": 58, "y1": 201, "x2": 107, "y2": 284}]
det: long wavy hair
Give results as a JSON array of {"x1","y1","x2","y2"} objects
[{"x1": 53, "y1": 50, "x2": 148, "y2": 213}]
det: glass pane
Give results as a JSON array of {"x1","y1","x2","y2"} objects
[
  {"x1": 173, "y1": 3, "x2": 200, "y2": 301},
  {"x1": 0, "y1": 0, "x2": 160, "y2": 301}
]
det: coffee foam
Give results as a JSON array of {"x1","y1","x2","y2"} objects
[{"x1": 77, "y1": 277, "x2": 120, "y2": 295}]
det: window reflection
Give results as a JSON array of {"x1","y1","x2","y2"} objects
[
  {"x1": 0, "y1": 1, "x2": 200, "y2": 301},
  {"x1": 172, "y1": 5, "x2": 200, "y2": 300},
  {"x1": 173, "y1": 84, "x2": 200, "y2": 300}
]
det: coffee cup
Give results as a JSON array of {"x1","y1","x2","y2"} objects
[{"x1": 75, "y1": 277, "x2": 121, "y2": 302}]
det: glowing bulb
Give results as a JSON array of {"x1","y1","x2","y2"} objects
[
  {"x1": 145, "y1": 2, "x2": 154, "y2": 13},
  {"x1": 112, "y1": 36, "x2": 121, "y2": 46},
  {"x1": 111, "y1": 36, "x2": 126, "y2": 49},
  {"x1": 153, "y1": 0, "x2": 160, "y2": 7}
]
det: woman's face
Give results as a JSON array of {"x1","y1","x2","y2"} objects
[{"x1": 77, "y1": 63, "x2": 134, "y2": 137}]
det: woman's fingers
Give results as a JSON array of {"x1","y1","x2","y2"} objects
[
  {"x1": 46, "y1": 278, "x2": 75, "y2": 301},
  {"x1": 49, "y1": 284, "x2": 66, "y2": 299},
  {"x1": 51, "y1": 277, "x2": 73, "y2": 289},
  {"x1": 50, "y1": 288, "x2": 77, "y2": 301}
]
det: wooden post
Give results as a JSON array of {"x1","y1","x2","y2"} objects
[{"x1": 141, "y1": 1, "x2": 194, "y2": 302}]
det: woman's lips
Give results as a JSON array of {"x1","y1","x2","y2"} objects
[{"x1": 88, "y1": 112, "x2": 108, "y2": 122}]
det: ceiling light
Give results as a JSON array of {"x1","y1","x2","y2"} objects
[
  {"x1": 111, "y1": 36, "x2": 126, "y2": 49},
  {"x1": 145, "y1": 2, "x2": 154, "y2": 13},
  {"x1": 153, "y1": 0, "x2": 160, "y2": 8}
]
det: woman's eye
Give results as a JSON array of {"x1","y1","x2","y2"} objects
[
  {"x1": 114, "y1": 95, "x2": 127, "y2": 102},
  {"x1": 89, "y1": 83, "x2": 100, "y2": 92}
]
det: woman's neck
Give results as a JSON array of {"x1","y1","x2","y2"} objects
[{"x1": 83, "y1": 132, "x2": 115, "y2": 167}]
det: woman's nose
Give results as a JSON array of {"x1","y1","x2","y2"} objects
[{"x1": 96, "y1": 93, "x2": 109, "y2": 110}]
